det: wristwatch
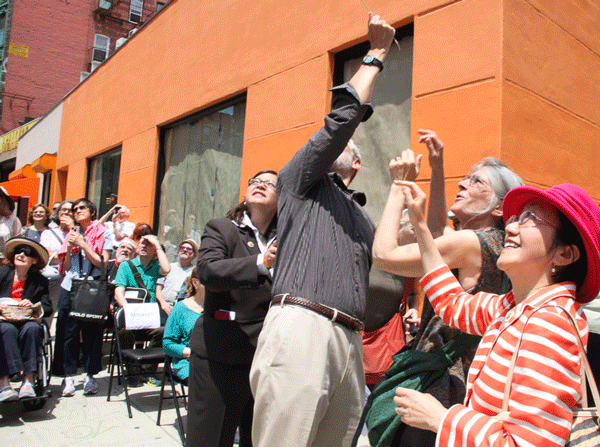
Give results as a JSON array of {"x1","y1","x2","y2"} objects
[{"x1": 362, "y1": 54, "x2": 384, "y2": 71}]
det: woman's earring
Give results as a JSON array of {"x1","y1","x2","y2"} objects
[{"x1": 551, "y1": 265, "x2": 557, "y2": 273}]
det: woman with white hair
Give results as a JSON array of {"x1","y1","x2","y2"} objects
[{"x1": 373, "y1": 130, "x2": 523, "y2": 446}]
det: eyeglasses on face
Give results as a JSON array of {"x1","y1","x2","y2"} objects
[
  {"x1": 248, "y1": 178, "x2": 276, "y2": 190},
  {"x1": 73, "y1": 205, "x2": 88, "y2": 212},
  {"x1": 59, "y1": 207, "x2": 72, "y2": 213},
  {"x1": 14, "y1": 246, "x2": 35, "y2": 257},
  {"x1": 462, "y1": 174, "x2": 491, "y2": 188},
  {"x1": 180, "y1": 246, "x2": 194, "y2": 253},
  {"x1": 506, "y1": 210, "x2": 556, "y2": 228}
]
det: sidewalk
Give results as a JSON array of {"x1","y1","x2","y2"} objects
[
  {"x1": 0, "y1": 329, "x2": 184, "y2": 447},
  {"x1": 0, "y1": 322, "x2": 372, "y2": 447}
]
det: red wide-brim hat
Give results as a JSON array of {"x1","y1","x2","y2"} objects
[{"x1": 503, "y1": 184, "x2": 600, "y2": 304}]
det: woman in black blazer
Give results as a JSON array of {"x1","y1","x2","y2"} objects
[
  {"x1": 0, "y1": 237, "x2": 50, "y2": 402},
  {"x1": 186, "y1": 170, "x2": 278, "y2": 447}
]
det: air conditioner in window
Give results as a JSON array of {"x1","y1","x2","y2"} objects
[
  {"x1": 91, "y1": 60, "x2": 102, "y2": 71},
  {"x1": 80, "y1": 72, "x2": 90, "y2": 82}
]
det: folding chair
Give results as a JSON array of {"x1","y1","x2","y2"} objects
[
  {"x1": 157, "y1": 355, "x2": 188, "y2": 445},
  {"x1": 106, "y1": 289, "x2": 148, "y2": 374},
  {"x1": 107, "y1": 305, "x2": 165, "y2": 418}
]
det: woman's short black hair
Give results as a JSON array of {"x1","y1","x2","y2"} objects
[
  {"x1": 72, "y1": 198, "x2": 97, "y2": 220},
  {"x1": 551, "y1": 211, "x2": 587, "y2": 290},
  {"x1": 226, "y1": 170, "x2": 278, "y2": 238}
]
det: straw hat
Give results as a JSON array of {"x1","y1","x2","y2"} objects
[
  {"x1": 4, "y1": 237, "x2": 49, "y2": 270},
  {"x1": 179, "y1": 239, "x2": 199, "y2": 259},
  {"x1": 503, "y1": 184, "x2": 600, "y2": 303}
]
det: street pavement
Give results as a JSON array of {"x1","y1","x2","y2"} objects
[
  {"x1": 0, "y1": 319, "x2": 372, "y2": 447},
  {"x1": 0, "y1": 319, "x2": 185, "y2": 447}
]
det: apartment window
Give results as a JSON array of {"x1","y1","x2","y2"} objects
[
  {"x1": 157, "y1": 96, "x2": 246, "y2": 261},
  {"x1": 87, "y1": 147, "x2": 121, "y2": 218},
  {"x1": 333, "y1": 23, "x2": 413, "y2": 223},
  {"x1": 156, "y1": 2, "x2": 166, "y2": 12},
  {"x1": 0, "y1": 14, "x2": 5, "y2": 48},
  {"x1": 98, "y1": 0, "x2": 112, "y2": 10},
  {"x1": 92, "y1": 34, "x2": 110, "y2": 62},
  {"x1": 129, "y1": 0, "x2": 143, "y2": 23}
]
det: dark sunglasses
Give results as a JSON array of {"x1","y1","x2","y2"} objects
[
  {"x1": 73, "y1": 205, "x2": 89, "y2": 211},
  {"x1": 14, "y1": 246, "x2": 36, "y2": 257}
]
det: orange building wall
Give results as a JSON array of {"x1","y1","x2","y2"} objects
[{"x1": 56, "y1": 0, "x2": 600, "y2": 224}]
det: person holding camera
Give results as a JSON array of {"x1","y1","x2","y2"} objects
[{"x1": 52, "y1": 198, "x2": 111, "y2": 397}]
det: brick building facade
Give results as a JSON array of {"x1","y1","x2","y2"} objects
[{"x1": 0, "y1": 0, "x2": 159, "y2": 134}]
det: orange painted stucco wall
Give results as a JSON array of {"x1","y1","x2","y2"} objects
[{"x1": 56, "y1": 0, "x2": 600, "y2": 224}]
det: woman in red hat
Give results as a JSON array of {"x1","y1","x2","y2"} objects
[{"x1": 392, "y1": 182, "x2": 600, "y2": 447}]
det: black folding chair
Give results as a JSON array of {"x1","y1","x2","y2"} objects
[
  {"x1": 157, "y1": 355, "x2": 188, "y2": 445},
  {"x1": 107, "y1": 306, "x2": 165, "y2": 418}
]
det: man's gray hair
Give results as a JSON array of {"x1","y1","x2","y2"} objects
[{"x1": 347, "y1": 139, "x2": 361, "y2": 160}]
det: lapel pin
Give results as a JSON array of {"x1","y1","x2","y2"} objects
[{"x1": 247, "y1": 241, "x2": 255, "y2": 248}]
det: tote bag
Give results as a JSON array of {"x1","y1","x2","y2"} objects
[{"x1": 69, "y1": 258, "x2": 114, "y2": 323}]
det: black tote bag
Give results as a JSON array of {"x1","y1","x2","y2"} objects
[{"x1": 69, "y1": 257, "x2": 114, "y2": 324}]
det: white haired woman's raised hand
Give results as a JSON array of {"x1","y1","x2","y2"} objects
[{"x1": 418, "y1": 129, "x2": 444, "y2": 170}]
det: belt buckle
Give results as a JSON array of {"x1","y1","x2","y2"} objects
[{"x1": 280, "y1": 293, "x2": 288, "y2": 307}]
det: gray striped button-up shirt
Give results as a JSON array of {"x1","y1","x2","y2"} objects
[{"x1": 273, "y1": 83, "x2": 375, "y2": 320}]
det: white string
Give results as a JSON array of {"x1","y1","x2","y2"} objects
[{"x1": 357, "y1": 0, "x2": 402, "y2": 53}]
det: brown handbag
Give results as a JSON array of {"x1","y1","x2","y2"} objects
[{"x1": 497, "y1": 306, "x2": 600, "y2": 447}]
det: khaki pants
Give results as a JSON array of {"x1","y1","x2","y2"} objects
[{"x1": 250, "y1": 304, "x2": 365, "y2": 447}]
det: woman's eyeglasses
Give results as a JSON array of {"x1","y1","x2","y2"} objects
[
  {"x1": 59, "y1": 207, "x2": 72, "y2": 214},
  {"x1": 248, "y1": 178, "x2": 276, "y2": 190},
  {"x1": 14, "y1": 246, "x2": 35, "y2": 257},
  {"x1": 506, "y1": 210, "x2": 556, "y2": 228},
  {"x1": 463, "y1": 174, "x2": 491, "y2": 188}
]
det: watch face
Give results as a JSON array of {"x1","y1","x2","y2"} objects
[{"x1": 364, "y1": 55, "x2": 374, "y2": 63}]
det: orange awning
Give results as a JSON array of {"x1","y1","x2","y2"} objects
[
  {"x1": 8, "y1": 164, "x2": 37, "y2": 180},
  {"x1": 31, "y1": 153, "x2": 57, "y2": 173},
  {"x1": 0, "y1": 177, "x2": 40, "y2": 203}
]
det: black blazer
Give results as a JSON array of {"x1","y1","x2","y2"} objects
[
  {"x1": 189, "y1": 217, "x2": 273, "y2": 365},
  {"x1": 0, "y1": 266, "x2": 51, "y2": 317}
]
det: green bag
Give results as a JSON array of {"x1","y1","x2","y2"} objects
[{"x1": 365, "y1": 332, "x2": 480, "y2": 447}]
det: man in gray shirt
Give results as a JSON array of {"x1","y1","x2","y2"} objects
[{"x1": 250, "y1": 14, "x2": 395, "y2": 447}]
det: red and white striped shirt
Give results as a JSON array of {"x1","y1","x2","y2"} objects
[{"x1": 420, "y1": 265, "x2": 587, "y2": 447}]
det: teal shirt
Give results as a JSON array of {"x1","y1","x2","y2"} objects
[
  {"x1": 114, "y1": 257, "x2": 163, "y2": 302},
  {"x1": 163, "y1": 300, "x2": 202, "y2": 380}
]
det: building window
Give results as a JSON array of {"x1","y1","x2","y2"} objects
[
  {"x1": 333, "y1": 23, "x2": 413, "y2": 223},
  {"x1": 0, "y1": 13, "x2": 6, "y2": 50},
  {"x1": 87, "y1": 147, "x2": 121, "y2": 218},
  {"x1": 157, "y1": 96, "x2": 246, "y2": 261},
  {"x1": 98, "y1": 0, "x2": 112, "y2": 10},
  {"x1": 156, "y1": 2, "x2": 166, "y2": 12},
  {"x1": 92, "y1": 34, "x2": 110, "y2": 62},
  {"x1": 129, "y1": 0, "x2": 144, "y2": 23}
]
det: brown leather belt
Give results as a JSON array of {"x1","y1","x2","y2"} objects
[{"x1": 271, "y1": 294, "x2": 364, "y2": 332}]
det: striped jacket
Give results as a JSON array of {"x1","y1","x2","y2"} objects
[{"x1": 420, "y1": 265, "x2": 587, "y2": 447}]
